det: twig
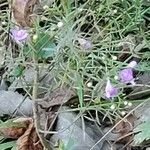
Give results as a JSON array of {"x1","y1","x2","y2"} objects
[{"x1": 32, "y1": 52, "x2": 52, "y2": 150}]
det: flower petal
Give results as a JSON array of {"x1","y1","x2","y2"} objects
[
  {"x1": 105, "y1": 79, "x2": 118, "y2": 98},
  {"x1": 127, "y1": 61, "x2": 137, "y2": 68},
  {"x1": 119, "y1": 68, "x2": 134, "y2": 83},
  {"x1": 78, "y1": 38, "x2": 92, "y2": 49},
  {"x1": 10, "y1": 28, "x2": 28, "y2": 43}
]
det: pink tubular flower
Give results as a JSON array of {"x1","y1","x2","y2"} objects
[
  {"x1": 119, "y1": 61, "x2": 137, "y2": 84},
  {"x1": 10, "y1": 28, "x2": 28, "y2": 43},
  {"x1": 105, "y1": 79, "x2": 118, "y2": 98}
]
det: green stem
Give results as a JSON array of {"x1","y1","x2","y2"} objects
[
  {"x1": 61, "y1": 0, "x2": 71, "y2": 15},
  {"x1": 32, "y1": 53, "x2": 38, "y2": 100}
]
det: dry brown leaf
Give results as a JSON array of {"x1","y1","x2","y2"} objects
[
  {"x1": 117, "y1": 35, "x2": 136, "y2": 61},
  {"x1": 0, "y1": 127, "x2": 26, "y2": 139},
  {"x1": 38, "y1": 86, "x2": 75, "y2": 108},
  {"x1": 33, "y1": 86, "x2": 75, "y2": 143},
  {"x1": 0, "y1": 117, "x2": 30, "y2": 139},
  {"x1": 12, "y1": 0, "x2": 38, "y2": 27},
  {"x1": 17, "y1": 118, "x2": 43, "y2": 150},
  {"x1": 114, "y1": 114, "x2": 136, "y2": 143}
]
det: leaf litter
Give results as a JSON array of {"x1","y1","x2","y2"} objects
[{"x1": 12, "y1": 0, "x2": 38, "y2": 27}]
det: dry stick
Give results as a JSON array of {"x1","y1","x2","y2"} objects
[
  {"x1": 90, "y1": 98, "x2": 150, "y2": 150},
  {"x1": 113, "y1": 131, "x2": 135, "y2": 144},
  {"x1": 32, "y1": 53, "x2": 52, "y2": 150}
]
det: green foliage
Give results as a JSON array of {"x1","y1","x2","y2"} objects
[
  {"x1": 134, "y1": 121, "x2": 150, "y2": 144},
  {"x1": 0, "y1": 141, "x2": 16, "y2": 150},
  {"x1": 136, "y1": 61, "x2": 150, "y2": 71},
  {"x1": 75, "y1": 73, "x2": 84, "y2": 108},
  {"x1": 0, "y1": 0, "x2": 150, "y2": 148},
  {"x1": 57, "y1": 138, "x2": 75, "y2": 150},
  {"x1": 10, "y1": 65, "x2": 25, "y2": 77},
  {"x1": 33, "y1": 33, "x2": 56, "y2": 59},
  {"x1": 0, "y1": 118, "x2": 26, "y2": 129},
  {"x1": 57, "y1": 140, "x2": 65, "y2": 150}
]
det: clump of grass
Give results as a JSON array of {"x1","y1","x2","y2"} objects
[{"x1": 0, "y1": 0, "x2": 150, "y2": 133}]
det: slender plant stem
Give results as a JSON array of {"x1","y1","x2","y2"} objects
[{"x1": 32, "y1": 52, "x2": 52, "y2": 150}]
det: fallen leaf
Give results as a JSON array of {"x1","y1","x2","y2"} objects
[
  {"x1": 16, "y1": 118, "x2": 43, "y2": 150},
  {"x1": 38, "y1": 86, "x2": 75, "y2": 108},
  {"x1": 12, "y1": 0, "x2": 38, "y2": 27},
  {"x1": 34, "y1": 86, "x2": 76, "y2": 142},
  {"x1": 117, "y1": 35, "x2": 135, "y2": 61},
  {"x1": 0, "y1": 117, "x2": 30, "y2": 139},
  {"x1": 114, "y1": 114, "x2": 136, "y2": 143},
  {"x1": 0, "y1": 117, "x2": 43, "y2": 149}
]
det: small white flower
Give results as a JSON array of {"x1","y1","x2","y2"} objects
[
  {"x1": 78, "y1": 8, "x2": 83, "y2": 12},
  {"x1": 43, "y1": 5, "x2": 49, "y2": 10},
  {"x1": 113, "y1": 9, "x2": 117, "y2": 13},
  {"x1": 57, "y1": 22, "x2": 64, "y2": 28},
  {"x1": 123, "y1": 101, "x2": 128, "y2": 106},
  {"x1": 114, "y1": 75, "x2": 119, "y2": 80},
  {"x1": 87, "y1": 82, "x2": 92, "y2": 87},
  {"x1": 110, "y1": 104, "x2": 115, "y2": 110},
  {"x1": 121, "y1": 111, "x2": 126, "y2": 116},
  {"x1": 2, "y1": 21, "x2": 7, "y2": 26},
  {"x1": 33, "y1": 34, "x2": 38, "y2": 41},
  {"x1": 128, "y1": 102, "x2": 132, "y2": 107},
  {"x1": 99, "y1": 66, "x2": 103, "y2": 69},
  {"x1": 102, "y1": 56, "x2": 105, "y2": 60},
  {"x1": 112, "y1": 55, "x2": 117, "y2": 60}
]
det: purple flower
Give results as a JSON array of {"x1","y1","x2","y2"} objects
[
  {"x1": 78, "y1": 38, "x2": 92, "y2": 49},
  {"x1": 10, "y1": 28, "x2": 28, "y2": 43},
  {"x1": 119, "y1": 68, "x2": 133, "y2": 83},
  {"x1": 119, "y1": 61, "x2": 137, "y2": 83},
  {"x1": 105, "y1": 79, "x2": 118, "y2": 98}
]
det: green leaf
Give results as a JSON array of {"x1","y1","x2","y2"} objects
[
  {"x1": 38, "y1": 42, "x2": 56, "y2": 59},
  {"x1": 134, "y1": 121, "x2": 150, "y2": 144},
  {"x1": 11, "y1": 65, "x2": 25, "y2": 77},
  {"x1": 76, "y1": 74, "x2": 83, "y2": 108},
  {"x1": 56, "y1": 139, "x2": 75, "y2": 150},
  {"x1": 0, "y1": 118, "x2": 26, "y2": 129},
  {"x1": 0, "y1": 141, "x2": 16, "y2": 150},
  {"x1": 11, "y1": 144, "x2": 17, "y2": 150},
  {"x1": 34, "y1": 33, "x2": 56, "y2": 59}
]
